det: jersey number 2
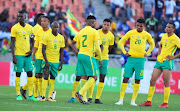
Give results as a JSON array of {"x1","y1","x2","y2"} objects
[{"x1": 82, "y1": 35, "x2": 87, "y2": 47}]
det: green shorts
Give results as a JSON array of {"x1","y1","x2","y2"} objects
[
  {"x1": 154, "y1": 60, "x2": 174, "y2": 71},
  {"x1": 13, "y1": 55, "x2": 33, "y2": 72},
  {"x1": 124, "y1": 57, "x2": 145, "y2": 80},
  {"x1": 76, "y1": 54, "x2": 97, "y2": 77},
  {"x1": 96, "y1": 59, "x2": 108, "y2": 75},
  {"x1": 34, "y1": 57, "x2": 44, "y2": 74},
  {"x1": 43, "y1": 62, "x2": 60, "y2": 77}
]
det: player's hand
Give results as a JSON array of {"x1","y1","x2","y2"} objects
[
  {"x1": 25, "y1": 51, "x2": 32, "y2": 57},
  {"x1": 45, "y1": 62, "x2": 50, "y2": 70},
  {"x1": 125, "y1": 52, "x2": 131, "y2": 57},
  {"x1": 98, "y1": 60, "x2": 103, "y2": 67},
  {"x1": 144, "y1": 53, "x2": 147, "y2": 57},
  {"x1": 32, "y1": 56, "x2": 35, "y2": 61},
  {"x1": 13, "y1": 56, "x2": 17, "y2": 64},
  {"x1": 166, "y1": 56, "x2": 175, "y2": 60},
  {"x1": 95, "y1": 52, "x2": 98, "y2": 57},
  {"x1": 59, "y1": 63, "x2": 63, "y2": 71},
  {"x1": 75, "y1": 49, "x2": 78, "y2": 56}
]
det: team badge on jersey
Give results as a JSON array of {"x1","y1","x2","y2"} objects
[
  {"x1": 143, "y1": 37, "x2": 145, "y2": 40},
  {"x1": 103, "y1": 38, "x2": 106, "y2": 41},
  {"x1": 166, "y1": 40, "x2": 168, "y2": 42},
  {"x1": 23, "y1": 31, "x2": 26, "y2": 33},
  {"x1": 108, "y1": 39, "x2": 110, "y2": 42},
  {"x1": 137, "y1": 36, "x2": 140, "y2": 38},
  {"x1": 59, "y1": 41, "x2": 61, "y2": 43},
  {"x1": 54, "y1": 40, "x2": 57, "y2": 43}
]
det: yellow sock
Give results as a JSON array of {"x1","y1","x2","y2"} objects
[
  {"x1": 120, "y1": 83, "x2": 128, "y2": 100},
  {"x1": 147, "y1": 86, "x2": 155, "y2": 101},
  {"x1": 132, "y1": 83, "x2": 140, "y2": 101},
  {"x1": 15, "y1": 77, "x2": 20, "y2": 95},
  {"x1": 89, "y1": 82, "x2": 95, "y2": 99},
  {"x1": 33, "y1": 76, "x2": 38, "y2": 97},
  {"x1": 72, "y1": 81, "x2": 79, "y2": 98},
  {"x1": 79, "y1": 77, "x2": 95, "y2": 96},
  {"x1": 22, "y1": 84, "x2": 28, "y2": 90},
  {"x1": 27, "y1": 77, "x2": 33, "y2": 96},
  {"x1": 164, "y1": 87, "x2": 170, "y2": 103},
  {"x1": 80, "y1": 79, "x2": 87, "y2": 102},
  {"x1": 42, "y1": 79, "x2": 48, "y2": 97},
  {"x1": 38, "y1": 78, "x2": 42, "y2": 96},
  {"x1": 96, "y1": 82, "x2": 104, "y2": 99},
  {"x1": 48, "y1": 79, "x2": 55, "y2": 98}
]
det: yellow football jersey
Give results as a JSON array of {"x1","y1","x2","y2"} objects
[
  {"x1": 42, "y1": 33, "x2": 65, "y2": 63},
  {"x1": 73, "y1": 35, "x2": 80, "y2": 49},
  {"x1": 95, "y1": 29, "x2": 114, "y2": 60},
  {"x1": 118, "y1": 29, "x2": 155, "y2": 57},
  {"x1": 33, "y1": 24, "x2": 42, "y2": 35},
  {"x1": 10, "y1": 23, "x2": 34, "y2": 56},
  {"x1": 34, "y1": 28, "x2": 52, "y2": 59},
  {"x1": 157, "y1": 33, "x2": 180, "y2": 63},
  {"x1": 75, "y1": 26, "x2": 100, "y2": 57}
]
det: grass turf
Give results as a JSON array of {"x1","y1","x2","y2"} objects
[{"x1": 0, "y1": 85, "x2": 179, "y2": 111}]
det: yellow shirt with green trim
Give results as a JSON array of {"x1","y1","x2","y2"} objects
[
  {"x1": 157, "y1": 33, "x2": 180, "y2": 63},
  {"x1": 95, "y1": 29, "x2": 114, "y2": 60},
  {"x1": 118, "y1": 29, "x2": 155, "y2": 58},
  {"x1": 33, "y1": 24, "x2": 42, "y2": 35},
  {"x1": 42, "y1": 33, "x2": 65, "y2": 63},
  {"x1": 75, "y1": 26, "x2": 100, "y2": 57},
  {"x1": 73, "y1": 34, "x2": 80, "y2": 49},
  {"x1": 34, "y1": 28, "x2": 52, "y2": 59},
  {"x1": 10, "y1": 23, "x2": 34, "y2": 56}
]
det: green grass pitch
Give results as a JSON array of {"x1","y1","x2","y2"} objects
[{"x1": 0, "y1": 86, "x2": 179, "y2": 111}]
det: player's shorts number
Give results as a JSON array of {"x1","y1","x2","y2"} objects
[
  {"x1": 135, "y1": 39, "x2": 141, "y2": 45},
  {"x1": 82, "y1": 35, "x2": 87, "y2": 47},
  {"x1": 54, "y1": 44, "x2": 57, "y2": 49}
]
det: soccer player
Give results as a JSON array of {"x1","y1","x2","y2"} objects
[
  {"x1": 75, "y1": 15, "x2": 103, "y2": 104},
  {"x1": 139, "y1": 22, "x2": 180, "y2": 108},
  {"x1": 21, "y1": 13, "x2": 44, "y2": 99},
  {"x1": 41, "y1": 21, "x2": 65, "y2": 102},
  {"x1": 88, "y1": 18, "x2": 114, "y2": 104},
  {"x1": 115, "y1": 18, "x2": 155, "y2": 106},
  {"x1": 10, "y1": 11, "x2": 38, "y2": 101}
]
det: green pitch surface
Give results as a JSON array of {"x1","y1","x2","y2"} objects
[{"x1": 0, "y1": 86, "x2": 179, "y2": 111}]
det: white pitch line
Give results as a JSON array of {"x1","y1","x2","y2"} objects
[{"x1": 0, "y1": 102, "x2": 126, "y2": 111}]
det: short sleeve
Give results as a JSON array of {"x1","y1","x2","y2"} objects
[
  {"x1": 42, "y1": 34, "x2": 48, "y2": 45},
  {"x1": 10, "y1": 26, "x2": 17, "y2": 37},
  {"x1": 175, "y1": 37, "x2": 180, "y2": 48},
  {"x1": 109, "y1": 34, "x2": 114, "y2": 45},
  {"x1": 73, "y1": 34, "x2": 79, "y2": 42},
  {"x1": 60, "y1": 36, "x2": 65, "y2": 48}
]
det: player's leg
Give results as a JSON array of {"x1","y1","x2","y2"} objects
[
  {"x1": 131, "y1": 58, "x2": 145, "y2": 106},
  {"x1": 139, "y1": 68, "x2": 162, "y2": 106},
  {"x1": 80, "y1": 76, "x2": 88, "y2": 102},
  {"x1": 115, "y1": 57, "x2": 134, "y2": 105},
  {"x1": 68, "y1": 76, "x2": 81, "y2": 103},
  {"x1": 14, "y1": 55, "x2": 24, "y2": 100},
  {"x1": 95, "y1": 60, "x2": 108, "y2": 104},
  {"x1": 47, "y1": 73, "x2": 56, "y2": 102},
  {"x1": 41, "y1": 69, "x2": 50, "y2": 101}
]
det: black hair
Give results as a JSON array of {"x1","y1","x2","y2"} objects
[
  {"x1": 137, "y1": 18, "x2": 145, "y2": 24},
  {"x1": 18, "y1": 10, "x2": 25, "y2": 14},
  {"x1": 41, "y1": 16, "x2": 50, "y2": 22},
  {"x1": 35, "y1": 13, "x2": 44, "y2": 23},
  {"x1": 103, "y1": 18, "x2": 111, "y2": 23},
  {"x1": 168, "y1": 22, "x2": 176, "y2": 29},
  {"x1": 87, "y1": 15, "x2": 96, "y2": 20}
]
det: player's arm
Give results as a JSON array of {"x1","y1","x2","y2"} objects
[
  {"x1": 59, "y1": 37, "x2": 65, "y2": 71},
  {"x1": 95, "y1": 40, "x2": 103, "y2": 67},
  {"x1": 158, "y1": 44, "x2": 162, "y2": 56},
  {"x1": 167, "y1": 38, "x2": 180, "y2": 60},
  {"x1": 42, "y1": 44, "x2": 49, "y2": 69},
  {"x1": 70, "y1": 40, "x2": 78, "y2": 56},
  {"x1": 109, "y1": 34, "x2": 115, "y2": 52},
  {"x1": 25, "y1": 29, "x2": 34, "y2": 57},
  {"x1": 146, "y1": 34, "x2": 155, "y2": 56},
  {"x1": 32, "y1": 34, "x2": 39, "y2": 61},
  {"x1": 11, "y1": 37, "x2": 17, "y2": 64},
  {"x1": 118, "y1": 32, "x2": 130, "y2": 56}
]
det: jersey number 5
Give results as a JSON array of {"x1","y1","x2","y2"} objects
[
  {"x1": 135, "y1": 39, "x2": 141, "y2": 45},
  {"x1": 82, "y1": 35, "x2": 87, "y2": 47}
]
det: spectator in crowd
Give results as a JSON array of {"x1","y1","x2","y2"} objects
[
  {"x1": 156, "y1": 25, "x2": 164, "y2": 42},
  {"x1": 48, "y1": 5, "x2": 57, "y2": 23},
  {"x1": 142, "y1": 0, "x2": 155, "y2": 20},
  {"x1": 110, "y1": 18, "x2": 117, "y2": 35},
  {"x1": 20, "y1": 4, "x2": 28, "y2": 23},
  {"x1": 85, "y1": 0, "x2": 95, "y2": 18},
  {"x1": 40, "y1": 7, "x2": 47, "y2": 16},
  {"x1": 155, "y1": 0, "x2": 164, "y2": 21},
  {"x1": 164, "y1": 0, "x2": 176, "y2": 22},
  {"x1": 1, "y1": 18, "x2": 11, "y2": 31},
  {"x1": 0, "y1": 9, "x2": 9, "y2": 22},
  {"x1": 118, "y1": 7, "x2": 127, "y2": 22},
  {"x1": 62, "y1": 49, "x2": 70, "y2": 64},
  {"x1": 57, "y1": 6, "x2": 66, "y2": 24},
  {"x1": 29, "y1": 7, "x2": 37, "y2": 25},
  {"x1": 111, "y1": 0, "x2": 124, "y2": 17},
  {"x1": 176, "y1": 0, "x2": 180, "y2": 20},
  {"x1": 126, "y1": 3, "x2": 135, "y2": 22},
  {"x1": 173, "y1": 19, "x2": 180, "y2": 37},
  {"x1": 118, "y1": 20, "x2": 131, "y2": 34},
  {"x1": 158, "y1": 15, "x2": 167, "y2": 30},
  {"x1": 41, "y1": 0, "x2": 49, "y2": 9},
  {"x1": 145, "y1": 14, "x2": 158, "y2": 33}
]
